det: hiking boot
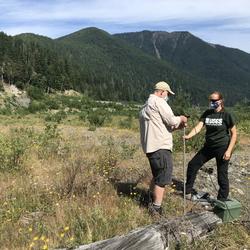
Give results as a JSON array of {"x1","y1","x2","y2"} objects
[
  {"x1": 186, "y1": 192, "x2": 210, "y2": 202},
  {"x1": 148, "y1": 203, "x2": 163, "y2": 217}
]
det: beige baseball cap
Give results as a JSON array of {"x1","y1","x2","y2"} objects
[{"x1": 154, "y1": 81, "x2": 175, "y2": 95}]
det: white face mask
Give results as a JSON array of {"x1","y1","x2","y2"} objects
[{"x1": 164, "y1": 96, "x2": 169, "y2": 102}]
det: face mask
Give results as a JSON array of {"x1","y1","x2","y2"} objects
[
  {"x1": 210, "y1": 101, "x2": 219, "y2": 109},
  {"x1": 164, "y1": 96, "x2": 169, "y2": 102}
]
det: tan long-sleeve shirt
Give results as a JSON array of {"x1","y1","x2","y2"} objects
[{"x1": 139, "y1": 94, "x2": 181, "y2": 153}]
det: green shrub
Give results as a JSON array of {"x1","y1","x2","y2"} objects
[
  {"x1": 26, "y1": 86, "x2": 45, "y2": 100},
  {"x1": 0, "y1": 128, "x2": 34, "y2": 171},
  {"x1": 120, "y1": 141, "x2": 138, "y2": 160},
  {"x1": 56, "y1": 95, "x2": 86, "y2": 110},
  {"x1": 37, "y1": 123, "x2": 65, "y2": 159},
  {"x1": 28, "y1": 100, "x2": 47, "y2": 113},
  {"x1": 44, "y1": 98, "x2": 60, "y2": 110},
  {"x1": 15, "y1": 80, "x2": 25, "y2": 89},
  {"x1": 173, "y1": 129, "x2": 205, "y2": 153},
  {"x1": 78, "y1": 111, "x2": 87, "y2": 122},
  {"x1": 44, "y1": 111, "x2": 67, "y2": 123},
  {"x1": 0, "y1": 107, "x2": 12, "y2": 115},
  {"x1": 96, "y1": 136, "x2": 119, "y2": 180},
  {"x1": 173, "y1": 112, "x2": 205, "y2": 152},
  {"x1": 87, "y1": 111, "x2": 107, "y2": 130},
  {"x1": 15, "y1": 107, "x2": 30, "y2": 116}
]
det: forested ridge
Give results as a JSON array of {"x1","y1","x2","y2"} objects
[
  {"x1": 115, "y1": 30, "x2": 250, "y2": 103},
  {"x1": 0, "y1": 32, "x2": 76, "y2": 91},
  {"x1": 1, "y1": 27, "x2": 250, "y2": 105}
]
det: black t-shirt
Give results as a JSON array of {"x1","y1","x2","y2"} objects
[{"x1": 199, "y1": 109, "x2": 235, "y2": 148}]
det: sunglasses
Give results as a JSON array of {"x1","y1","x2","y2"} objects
[{"x1": 210, "y1": 99, "x2": 220, "y2": 102}]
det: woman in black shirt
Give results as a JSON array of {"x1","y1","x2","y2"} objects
[{"x1": 184, "y1": 91, "x2": 237, "y2": 201}]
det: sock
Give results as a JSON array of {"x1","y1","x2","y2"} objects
[{"x1": 153, "y1": 202, "x2": 161, "y2": 208}]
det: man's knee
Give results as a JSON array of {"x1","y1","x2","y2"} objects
[{"x1": 154, "y1": 178, "x2": 171, "y2": 188}]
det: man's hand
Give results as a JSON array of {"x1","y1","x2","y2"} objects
[
  {"x1": 179, "y1": 115, "x2": 188, "y2": 129},
  {"x1": 180, "y1": 115, "x2": 188, "y2": 124},
  {"x1": 172, "y1": 115, "x2": 188, "y2": 131},
  {"x1": 177, "y1": 122, "x2": 187, "y2": 129}
]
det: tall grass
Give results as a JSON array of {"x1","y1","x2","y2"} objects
[
  {"x1": 0, "y1": 122, "x2": 249, "y2": 249},
  {"x1": 0, "y1": 96, "x2": 249, "y2": 249},
  {"x1": 0, "y1": 125, "x2": 154, "y2": 249}
]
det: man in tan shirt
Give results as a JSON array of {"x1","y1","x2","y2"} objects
[{"x1": 139, "y1": 81, "x2": 187, "y2": 216}]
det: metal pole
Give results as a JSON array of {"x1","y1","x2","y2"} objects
[{"x1": 183, "y1": 127, "x2": 186, "y2": 216}]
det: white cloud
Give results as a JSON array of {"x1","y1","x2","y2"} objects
[
  {"x1": 1, "y1": 0, "x2": 250, "y2": 52},
  {"x1": 1, "y1": 0, "x2": 250, "y2": 22}
]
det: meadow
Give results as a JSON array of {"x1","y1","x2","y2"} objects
[{"x1": 0, "y1": 92, "x2": 249, "y2": 249}]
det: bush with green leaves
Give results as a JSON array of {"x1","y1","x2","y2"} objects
[
  {"x1": 231, "y1": 104, "x2": 250, "y2": 134},
  {"x1": 96, "y1": 136, "x2": 119, "y2": 180},
  {"x1": 44, "y1": 97, "x2": 60, "y2": 110},
  {"x1": 26, "y1": 85, "x2": 45, "y2": 100},
  {"x1": 0, "y1": 128, "x2": 34, "y2": 171},
  {"x1": 28, "y1": 100, "x2": 47, "y2": 113},
  {"x1": 120, "y1": 141, "x2": 138, "y2": 160},
  {"x1": 173, "y1": 106, "x2": 204, "y2": 152},
  {"x1": 170, "y1": 91, "x2": 192, "y2": 116},
  {"x1": 44, "y1": 110, "x2": 67, "y2": 123},
  {"x1": 37, "y1": 123, "x2": 63, "y2": 159},
  {"x1": 87, "y1": 111, "x2": 108, "y2": 131},
  {"x1": 78, "y1": 111, "x2": 88, "y2": 122},
  {"x1": 0, "y1": 107, "x2": 12, "y2": 115}
]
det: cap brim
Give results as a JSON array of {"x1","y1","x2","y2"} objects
[{"x1": 168, "y1": 90, "x2": 175, "y2": 95}]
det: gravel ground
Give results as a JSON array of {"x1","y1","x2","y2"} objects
[{"x1": 172, "y1": 147, "x2": 250, "y2": 220}]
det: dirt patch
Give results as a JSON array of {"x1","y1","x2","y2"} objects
[{"x1": 238, "y1": 133, "x2": 250, "y2": 145}]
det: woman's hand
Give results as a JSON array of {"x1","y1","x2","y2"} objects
[
  {"x1": 183, "y1": 134, "x2": 191, "y2": 140},
  {"x1": 223, "y1": 150, "x2": 231, "y2": 160}
]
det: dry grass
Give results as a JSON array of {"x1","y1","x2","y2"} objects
[{"x1": 0, "y1": 122, "x2": 249, "y2": 249}]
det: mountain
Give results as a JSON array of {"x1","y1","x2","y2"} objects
[
  {"x1": 1, "y1": 27, "x2": 250, "y2": 105},
  {"x1": 55, "y1": 27, "x2": 209, "y2": 102},
  {"x1": 114, "y1": 30, "x2": 250, "y2": 102}
]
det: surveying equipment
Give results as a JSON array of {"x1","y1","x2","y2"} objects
[{"x1": 183, "y1": 127, "x2": 186, "y2": 215}]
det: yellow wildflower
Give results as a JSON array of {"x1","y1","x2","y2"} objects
[
  {"x1": 40, "y1": 235, "x2": 46, "y2": 241},
  {"x1": 29, "y1": 242, "x2": 35, "y2": 248}
]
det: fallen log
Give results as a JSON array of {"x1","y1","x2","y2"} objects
[{"x1": 69, "y1": 211, "x2": 222, "y2": 250}]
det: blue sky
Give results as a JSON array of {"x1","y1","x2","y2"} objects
[{"x1": 1, "y1": 0, "x2": 250, "y2": 53}]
